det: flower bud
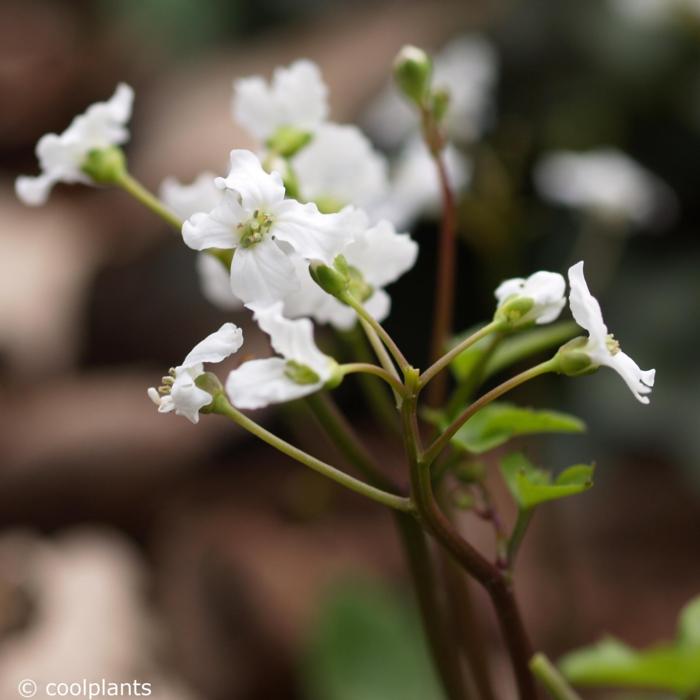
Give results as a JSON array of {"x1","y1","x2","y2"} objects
[
  {"x1": 431, "y1": 88, "x2": 451, "y2": 123},
  {"x1": 309, "y1": 259, "x2": 349, "y2": 300},
  {"x1": 81, "y1": 146, "x2": 127, "y2": 184},
  {"x1": 393, "y1": 45, "x2": 432, "y2": 106}
]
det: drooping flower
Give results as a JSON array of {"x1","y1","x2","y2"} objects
[
  {"x1": 495, "y1": 271, "x2": 567, "y2": 326},
  {"x1": 148, "y1": 323, "x2": 243, "y2": 423},
  {"x1": 182, "y1": 150, "x2": 357, "y2": 305},
  {"x1": 232, "y1": 60, "x2": 328, "y2": 142},
  {"x1": 534, "y1": 149, "x2": 676, "y2": 230},
  {"x1": 567, "y1": 261, "x2": 655, "y2": 404},
  {"x1": 370, "y1": 137, "x2": 471, "y2": 229},
  {"x1": 284, "y1": 216, "x2": 418, "y2": 329},
  {"x1": 365, "y1": 36, "x2": 499, "y2": 149},
  {"x1": 291, "y1": 123, "x2": 389, "y2": 212},
  {"x1": 226, "y1": 303, "x2": 337, "y2": 409},
  {"x1": 16, "y1": 84, "x2": 134, "y2": 206},
  {"x1": 160, "y1": 173, "x2": 243, "y2": 311}
]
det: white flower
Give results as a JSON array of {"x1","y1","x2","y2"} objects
[
  {"x1": 534, "y1": 149, "x2": 676, "y2": 229},
  {"x1": 568, "y1": 261, "x2": 655, "y2": 404},
  {"x1": 182, "y1": 149, "x2": 356, "y2": 305},
  {"x1": 232, "y1": 60, "x2": 328, "y2": 142},
  {"x1": 364, "y1": 36, "x2": 498, "y2": 148},
  {"x1": 226, "y1": 303, "x2": 336, "y2": 409},
  {"x1": 160, "y1": 173, "x2": 243, "y2": 311},
  {"x1": 284, "y1": 217, "x2": 419, "y2": 329},
  {"x1": 148, "y1": 323, "x2": 243, "y2": 423},
  {"x1": 292, "y1": 123, "x2": 389, "y2": 211},
  {"x1": 370, "y1": 137, "x2": 471, "y2": 229},
  {"x1": 16, "y1": 83, "x2": 134, "y2": 206},
  {"x1": 495, "y1": 271, "x2": 567, "y2": 325}
]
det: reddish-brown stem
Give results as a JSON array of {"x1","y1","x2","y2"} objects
[{"x1": 423, "y1": 111, "x2": 459, "y2": 408}]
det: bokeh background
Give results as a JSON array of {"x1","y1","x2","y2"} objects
[{"x1": 1, "y1": 0, "x2": 699, "y2": 698}]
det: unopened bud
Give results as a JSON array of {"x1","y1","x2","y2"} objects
[
  {"x1": 309, "y1": 259, "x2": 350, "y2": 301},
  {"x1": 393, "y1": 45, "x2": 432, "y2": 106}
]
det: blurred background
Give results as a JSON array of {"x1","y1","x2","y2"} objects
[{"x1": 1, "y1": 0, "x2": 699, "y2": 698}]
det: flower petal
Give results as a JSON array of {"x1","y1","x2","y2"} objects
[
  {"x1": 230, "y1": 239, "x2": 299, "y2": 305},
  {"x1": 196, "y1": 254, "x2": 243, "y2": 311},
  {"x1": 182, "y1": 323, "x2": 244, "y2": 368},
  {"x1": 169, "y1": 368, "x2": 212, "y2": 423},
  {"x1": 605, "y1": 350, "x2": 656, "y2": 405},
  {"x1": 182, "y1": 191, "x2": 245, "y2": 251},
  {"x1": 226, "y1": 357, "x2": 321, "y2": 409},
  {"x1": 15, "y1": 173, "x2": 61, "y2": 206},
  {"x1": 568, "y1": 261, "x2": 608, "y2": 344},
  {"x1": 216, "y1": 150, "x2": 285, "y2": 211},
  {"x1": 160, "y1": 172, "x2": 221, "y2": 220},
  {"x1": 271, "y1": 200, "x2": 358, "y2": 262},
  {"x1": 344, "y1": 219, "x2": 418, "y2": 288},
  {"x1": 249, "y1": 301, "x2": 331, "y2": 378}
]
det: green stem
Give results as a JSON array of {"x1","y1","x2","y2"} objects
[
  {"x1": 304, "y1": 392, "x2": 398, "y2": 492},
  {"x1": 338, "y1": 326, "x2": 400, "y2": 434},
  {"x1": 358, "y1": 318, "x2": 402, "y2": 406},
  {"x1": 530, "y1": 654, "x2": 582, "y2": 700},
  {"x1": 346, "y1": 296, "x2": 410, "y2": 374},
  {"x1": 397, "y1": 516, "x2": 472, "y2": 700},
  {"x1": 304, "y1": 391, "x2": 469, "y2": 700},
  {"x1": 115, "y1": 171, "x2": 183, "y2": 230},
  {"x1": 420, "y1": 320, "x2": 504, "y2": 392},
  {"x1": 213, "y1": 395, "x2": 413, "y2": 513},
  {"x1": 339, "y1": 363, "x2": 406, "y2": 396},
  {"x1": 424, "y1": 359, "x2": 556, "y2": 465},
  {"x1": 507, "y1": 509, "x2": 535, "y2": 572}
]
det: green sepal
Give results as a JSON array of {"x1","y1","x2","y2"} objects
[
  {"x1": 430, "y1": 87, "x2": 451, "y2": 123},
  {"x1": 425, "y1": 402, "x2": 585, "y2": 455},
  {"x1": 195, "y1": 372, "x2": 224, "y2": 414},
  {"x1": 285, "y1": 360, "x2": 321, "y2": 385},
  {"x1": 266, "y1": 125, "x2": 313, "y2": 158},
  {"x1": 309, "y1": 260, "x2": 350, "y2": 301},
  {"x1": 494, "y1": 296, "x2": 536, "y2": 328},
  {"x1": 81, "y1": 146, "x2": 127, "y2": 184},
  {"x1": 500, "y1": 452, "x2": 594, "y2": 510},
  {"x1": 553, "y1": 337, "x2": 597, "y2": 376}
]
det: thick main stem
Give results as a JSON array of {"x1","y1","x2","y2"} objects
[
  {"x1": 304, "y1": 393, "x2": 469, "y2": 700},
  {"x1": 401, "y1": 380, "x2": 537, "y2": 700}
]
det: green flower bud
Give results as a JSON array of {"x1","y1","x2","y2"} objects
[
  {"x1": 430, "y1": 87, "x2": 451, "y2": 123},
  {"x1": 309, "y1": 259, "x2": 350, "y2": 300},
  {"x1": 553, "y1": 337, "x2": 597, "y2": 376},
  {"x1": 266, "y1": 125, "x2": 313, "y2": 158},
  {"x1": 393, "y1": 45, "x2": 432, "y2": 106},
  {"x1": 81, "y1": 146, "x2": 127, "y2": 184}
]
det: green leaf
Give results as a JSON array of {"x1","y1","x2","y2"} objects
[
  {"x1": 302, "y1": 579, "x2": 444, "y2": 700},
  {"x1": 500, "y1": 453, "x2": 594, "y2": 510},
  {"x1": 678, "y1": 595, "x2": 700, "y2": 647},
  {"x1": 559, "y1": 636, "x2": 700, "y2": 694},
  {"x1": 450, "y1": 321, "x2": 579, "y2": 382},
  {"x1": 447, "y1": 403, "x2": 585, "y2": 454}
]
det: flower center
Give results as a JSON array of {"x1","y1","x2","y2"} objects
[
  {"x1": 606, "y1": 334, "x2": 621, "y2": 356},
  {"x1": 156, "y1": 367, "x2": 177, "y2": 395},
  {"x1": 284, "y1": 360, "x2": 320, "y2": 385},
  {"x1": 238, "y1": 209, "x2": 273, "y2": 248}
]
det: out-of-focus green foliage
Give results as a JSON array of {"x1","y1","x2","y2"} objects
[
  {"x1": 302, "y1": 579, "x2": 444, "y2": 700},
  {"x1": 559, "y1": 595, "x2": 700, "y2": 695}
]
